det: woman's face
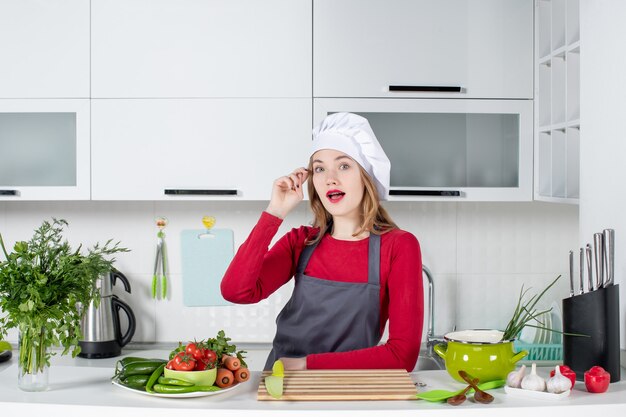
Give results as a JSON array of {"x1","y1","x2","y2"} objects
[{"x1": 311, "y1": 149, "x2": 365, "y2": 220}]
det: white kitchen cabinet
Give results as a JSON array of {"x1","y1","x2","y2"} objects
[
  {"x1": 314, "y1": 0, "x2": 533, "y2": 99},
  {"x1": 0, "y1": 99, "x2": 90, "y2": 200},
  {"x1": 91, "y1": 0, "x2": 311, "y2": 98},
  {"x1": 0, "y1": 0, "x2": 89, "y2": 98},
  {"x1": 315, "y1": 98, "x2": 533, "y2": 201},
  {"x1": 91, "y1": 99, "x2": 311, "y2": 200},
  {"x1": 535, "y1": 0, "x2": 580, "y2": 203}
]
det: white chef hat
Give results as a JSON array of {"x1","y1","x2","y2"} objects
[{"x1": 311, "y1": 112, "x2": 391, "y2": 200}]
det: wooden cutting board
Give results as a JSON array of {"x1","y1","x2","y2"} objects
[{"x1": 257, "y1": 369, "x2": 417, "y2": 401}]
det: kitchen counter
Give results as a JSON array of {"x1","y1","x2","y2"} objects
[{"x1": 1, "y1": 349, "x2": 626, "y2": 417}]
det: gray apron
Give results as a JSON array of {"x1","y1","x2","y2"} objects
[{"x1": 264, "y1": 233, "x2": 381, "y2": 370}]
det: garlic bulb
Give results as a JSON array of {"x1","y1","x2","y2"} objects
[
  {"x1": 547, "y1": 365, "x2": 572, "y2": 393},
  {"x1": 521, "y1": 363, "x2": 546, "y2": 391},
  {"x1": 506, "y1": 364, "x2": 526, "y2": 388}
]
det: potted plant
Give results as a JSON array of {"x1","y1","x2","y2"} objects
[{"x1": 0, "y1": 219, "x2": 128, "y2": 391}]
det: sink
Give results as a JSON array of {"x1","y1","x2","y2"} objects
[{"x1": 414, "y1": 349, "x2": 445, "y2": 371}]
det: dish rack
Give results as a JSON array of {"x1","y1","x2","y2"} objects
[{"x1": 514, "y1": 341, "x2": 563, "y2": 361}]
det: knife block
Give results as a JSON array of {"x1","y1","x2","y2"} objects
[{"x1": 562, "y1": 284, "x2": 620, "y2": 382}]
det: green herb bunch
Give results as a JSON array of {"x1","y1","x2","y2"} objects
[
  {"x1": 501, "y1": 275, "x2": 561, "y2": 341},
  {"x1": 0, "y1": 218, "x2": 129, "y2": 374}
]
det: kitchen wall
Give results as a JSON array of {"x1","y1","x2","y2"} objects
[{"x1": 0, "y1": 200, "x2": 578, "y2": 345}]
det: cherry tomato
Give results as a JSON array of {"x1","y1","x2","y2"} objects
[
  {"x1": 173, "y1": 352, "x2": 196, "y2": 371},
  {"x1": 584, "y1": 366, "x2": 610, "y2": 393},
  {"x1": 550, "y1": 365, "x2": 576, "y2": 390},
  {"x1": 165, "y1": 359, "x2": 176, "y2": 370},
  {"x1": 203, "y1": 349, "x2": 217, "y2": 364},
  {"x1": 194, "y1": 359, "x2": 208, "y2": 371},
  {"x1": 185, "y1": 342, "x2": 204, "y2": 361}
]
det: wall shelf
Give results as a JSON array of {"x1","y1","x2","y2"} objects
[{"x1": 535, "y1": 0, "x2": 580, "y2": 204}]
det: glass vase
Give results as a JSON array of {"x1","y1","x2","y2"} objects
[{"x1": 17, "y1": 325, "x2": 49, "y2": 392}]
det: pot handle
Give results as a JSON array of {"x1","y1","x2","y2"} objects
[
  {"x1": 433, "y1": 343, "x2": 447, "y2": 360},
  {"x1": 510, "y1": 350, "x2": 528, "y2": 364}
]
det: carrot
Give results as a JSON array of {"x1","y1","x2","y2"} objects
[
  {"x1": 234, "y1": 367, "x2": 249, "y2": 383},
  {"x1": 222, "y1": 355, "x2": 240, "y2": 371},
  {"x1": 216, "y1": 368, "x2": 234, "y2": 388}
]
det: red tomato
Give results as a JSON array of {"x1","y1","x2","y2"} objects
[
  {"x1": 584, "y1": 366, "x2": 610, "y2": 393},
  {"x1": 173, "y1": 352, "x2": 196, "y2": 371},
  {"x1": 550, "y1": 365, "x2": 577, "y2": 390},
  {"x1": 203, "y1": 349, "x2": 217, "y2": 364},
  {"x1": 165, "y1": 359, "x2": 176, "y2": 370},
  {"x1": 185, "y1": 343, "x2": 205, "y2": 361},
  {"x1": 194, "y1": 359, "x2": 208, "y2": 371}
]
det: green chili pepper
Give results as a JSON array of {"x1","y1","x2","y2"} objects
[
  {"x1": 157, "y1": 376, "x2": 194, "y2": 386},
  {"x1": 120, "y1": 374, "x2": 150, "y2": 390},
  {"x1": 119, "y1": 361, "x2": 167, "y2": 379},
  {"x1": 145, "y1": 363, "x2": 166, "y2": 394},
  {"x1": 152, "y1": 384, "x2": 222, "y2": 394}
]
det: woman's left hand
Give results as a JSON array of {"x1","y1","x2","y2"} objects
[{"x1": 278, "y1": 356, "x2": 307, "y2": 370}]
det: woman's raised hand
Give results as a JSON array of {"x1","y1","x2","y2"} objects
[{"x1": 265, "y1": 167, "x2": 309, "y2": 219}]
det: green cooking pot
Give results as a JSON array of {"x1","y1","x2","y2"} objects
[{"x1": 434, "y1": 329, "x2": 528, "y2": 383}]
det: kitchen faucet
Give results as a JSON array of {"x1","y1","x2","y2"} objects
[{"x1": 423, "y1": 265, "x2": 446, "y2": 369}]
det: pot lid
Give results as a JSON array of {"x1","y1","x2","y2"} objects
[{"x1": 444, "y1": 329, "x2": 510, "y2": 344}]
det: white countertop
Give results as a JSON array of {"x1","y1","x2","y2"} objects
[{"x1": 1, "y1": 349, "x2": 626, "y2": 417}]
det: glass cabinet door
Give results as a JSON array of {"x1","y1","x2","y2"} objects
[
  {"x1": 314, "y1": 98, "x2": 533, "y2": 201},
  {"x1": 0, "y1": 99, "x2": 90, "y2": 200}
]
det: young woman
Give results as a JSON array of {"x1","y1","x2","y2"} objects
[{"x1": 221, "y1": 112, "x2": 423, "y2": 372}]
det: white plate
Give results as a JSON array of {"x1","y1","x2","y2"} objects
[
  {"x1": 111, "y1": 378, "x2": 242, "y2": 398},
  {"x1": 504, "y1": 385, "x2": 570, "y2": 400}
]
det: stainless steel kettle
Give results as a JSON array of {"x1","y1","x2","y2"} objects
[{"x1": 78, "y1": 269, "x2": 136, "y2": 358}]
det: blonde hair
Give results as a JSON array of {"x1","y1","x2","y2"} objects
[{"x1": 306, "y1": 158, "x2": 397, "y2": 244}]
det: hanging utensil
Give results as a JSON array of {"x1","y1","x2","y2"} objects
[
  {"x1": 151, "y1": 217, "x2": 168, "y2": 300},
  {"x1": 603, "y1": 229, "x2": 615, "y2": 287}
]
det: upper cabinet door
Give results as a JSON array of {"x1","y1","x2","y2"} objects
[
  {"x1": 314, "y1": 0, "x2": 533, "y2": 99},
  {"x1": 0, "y1": 0, "x2": 89, "y2": 98},
  {"x1": 0, "y1": 99, "x2": 91, "y2": 200},
  {"x1": 91, "y1": 0, "x2": 312, "y2": 98},
  {"x1": 91, "y1": 98, "x2": 311, "y2": 200}
]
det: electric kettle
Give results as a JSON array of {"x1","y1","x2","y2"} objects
[{"x1": 78, "y1": 269, "x2": 136, "y2": 359}]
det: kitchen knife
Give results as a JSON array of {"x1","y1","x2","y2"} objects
[
  {"x1": 593, "y1": 233, "x2": 604, "y2": 291},
  {"x1": 579, "y1": 248, "x2": 585, "y2": 295},
  {"x1": 603, "y1": 229, "x2": 615, "y2": 287},
  {"x1": 569, "y1": 250, "x2": 574, "y2": 297},
  {"x1": 586, "y1": 244, "x2": 594, "y2": 292}
]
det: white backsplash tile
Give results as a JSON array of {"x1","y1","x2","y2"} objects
[{"x1": 0, "y1": 201, "x2": 578, "y2": 346}]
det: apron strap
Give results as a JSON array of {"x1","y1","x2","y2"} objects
[{"x1": 367, "y1": 233, "x2": 381, "y2": 286}]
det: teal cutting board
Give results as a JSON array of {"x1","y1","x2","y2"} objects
[{"x1": 181, "y1": 229, "x2": 234, "y2": 306}]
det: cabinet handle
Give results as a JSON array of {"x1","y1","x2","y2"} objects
[
  {"x1": 164, "y1": 189, "x2": 238, "y2": 196},
  {"x1": 0, "y1": 190, "x2": 19, "y2": 196},
  {"x1": 389, "y1": 85, "x2": 462, "y2": 93},
  {"x1": 390, "y1": 190, "x2": 461, "y2": 197}
]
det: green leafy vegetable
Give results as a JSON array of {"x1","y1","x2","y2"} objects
[
  {"x1": 501, "y1": 275, "x2": 560, "y2": 341},
  {"x1": 0, "y1": 218, "x2": 129, "y2": 374}
]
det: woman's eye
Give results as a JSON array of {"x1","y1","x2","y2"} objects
[
  {"x1": 313, "y1": 166, "x2": 324, "y2": 173},
  {"x1": 339, "y1": 163, "x2": 350, "y2": 170}
]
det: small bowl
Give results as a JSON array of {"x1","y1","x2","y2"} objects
[{"x1": 164, "y1": 367, "x2": 217, "y2": 386}]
